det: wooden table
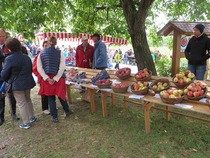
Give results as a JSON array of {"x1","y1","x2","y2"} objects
[{"x1": 66, "y1": 67, "x2": 210, "y2": 134}]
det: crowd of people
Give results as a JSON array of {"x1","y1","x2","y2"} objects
[{"x1": 0, "y1": 31, "x2": 108, "y2": 129}]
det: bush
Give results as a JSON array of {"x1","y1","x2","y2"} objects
[{"x1": 155, "y1": 55, "x2": 172, "y2": 77}]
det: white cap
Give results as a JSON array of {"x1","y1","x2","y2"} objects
[{"x1": 82, "y1": 36, "x2": 88, "y2": 40}]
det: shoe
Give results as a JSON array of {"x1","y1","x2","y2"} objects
[
  {"x1": 0, "y1": 118, "x2": 4, "y2": 126},
  {"x1": 51, "y1": 118, "x2": 59, "y2": 123},
  {"x1": 30, "y1": 116, "x2": 36, "y2": 123},
  {"x1": 19, "y1": 123, "x2": 30, "y2": 129},
  {"x1": 13, "y1": 114, "x2": 20, "y2": 120},
  {"x1": 66, "y1": 111, "x2": 74, "y2": 118},
  {"x1": 43, "y1": 110, "x2": 50, "y2": 115}
]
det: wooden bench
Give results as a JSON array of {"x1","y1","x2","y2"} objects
[{"x1": 65, "y1": 66, "x2": 210, "y2": 134}]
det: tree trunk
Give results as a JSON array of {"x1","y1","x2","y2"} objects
[{"x1": 120, "y1": 0, "x2": 157, "y2": 75}]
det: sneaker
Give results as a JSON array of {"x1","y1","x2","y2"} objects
[
  {"x1": 43, "y1": 110, "x2": 50, "y2": 115},
  {"x1": 19, "y1": 123, "x2": 30, "y2": 129},
  {"x1": 30, "y1": 116, "x2": 36, "y2": 123},
  {"x1": 51, "y1": 118, "x2": 59, "y2": 123},
  {"x1": 66, "y1": 111, "x2": 74, "y2": 118}
]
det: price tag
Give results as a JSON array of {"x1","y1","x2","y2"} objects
[
  {"x1": 113, "y1": 81, "x2": 121, "y2": 84},
  {"x1": 199, "y1": 98, "x2": 207, "y2": 103},
  {"x1": 102, "y1": 88, "x2": 112, "y2": 92},
  {"x1": 65, "y1": 81, "x2": 73, "y2": 85},
  {"x1": 74, "y1": 83, "x2": 81, "y2": 88},
  {"x1": 127, "y1": 87, "x2": 132, "y2": 93},
  {"x1": 154, "y1": 94, "x2": 160, "y2": 98},
  {"x1": 90, "y1": 84, "x2": 98, "y2": 87}
]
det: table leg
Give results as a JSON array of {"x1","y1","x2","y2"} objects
[
  {"x1": 89, "y1": 89, "x2": 96, "y2": 113},
  {"x1": 143, "y1": 102, "x2": 154, "y2": 134},
  {"x1": 111, "y1": 94, "x2": 115, "y2": 106},
  {"x1": 124, "y1": 96, "x2": 128, "y2": 109},
  {"x1": 66, "y1": 85, "x2": 72, "y2": 104},
  {"x1": 166, "y1": 106, "x2": 171, "y2": 121},
  {"x1": 101, "y1": 91, "x2": 109, "y2": 118}
]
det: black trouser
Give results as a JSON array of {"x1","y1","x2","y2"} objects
[
  {"x1": 48, "y1": 96, "x2": 71, "y2": 119},
  {"x1": 41, "y1": 95, "x2": 48, "y2": 111}
]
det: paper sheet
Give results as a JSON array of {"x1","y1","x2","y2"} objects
[
  {"x1": 74, "y1": 83, "x2": 81, "y2": 88},
  {"x1": 174, "y1": 103, "x2": 193, "y2": 109},
  {"x1": 90, "y1": 84, "x2": 98, "y2": 87},
  {"x1": 154, "y1": 94, "x2": 160, "y2": 98},
  {"x1": 199, "y1": 98, "x2": 207, "y2": 103},
  {"x1": 127, "y1": 87, "x2": 132, "y2": 93},
  {"x1": 113, "y1": 81, "x2": 121, "y2": 84},
  {"x1": 101, "y1": 88, "x2": 112, "y2": 92},
  {"x1": 65, "y1": 81, "x2": 73, "y2": 85},
  {"x1": 129, "y1": 94, "x2": 145, "y2": 99}
]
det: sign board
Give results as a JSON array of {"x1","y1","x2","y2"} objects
[{"x1": 180, "y1": 35, "x2": 192, "y2": 52}]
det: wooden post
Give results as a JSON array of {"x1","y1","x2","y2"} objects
[
  {"x1": 166, "y1": 106, "x2": 171, "y2": 121},
  {"x1": 66, "y1": 85, "x2": 72, "y2": 104},
  {"x1": 171, "y1": 30, "x2": 182, "y2": 76},
  {"x1": 101, "y1": 91, "x2": 109, "y2": 118},
  {"x1": 143, "y1": 102, "x2": 154, "y2": 134},
  {"x1": 89, "y1": 89, "x2": 96, "y2": 113},
  {"x1": 124, "y1": 96, "x2": 128, "y2": 109},
  {"x1": 111, "y1": 94, "x2": 115, "y2": 106}
]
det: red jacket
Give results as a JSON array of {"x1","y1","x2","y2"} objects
[
  {"x1": 32, "y1": 54, "x2": 41, "y2": 84},
  {"x1": 76, "y1": 44, "x2": 94, "y2": 68}
]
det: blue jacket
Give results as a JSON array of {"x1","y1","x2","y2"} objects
[
  {"x1": 1, "y1": 51, "x2": 35, "y2": 90},
  {"x1": 93, "y1": 39, "x2": 107, "y2": 69}
]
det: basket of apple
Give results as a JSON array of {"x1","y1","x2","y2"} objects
[
  {"x1": 150, "y1": 79, "x2": 170, "y2": 93},
  {"x1": 131, "y1": 81, "x2": 149, "y2": 95},
  {"x1": 135, "y1": 68, "x2": 152, "y2": 81},
  {"x1": 160, "y1": 88, "x2": 184, "y2": 104},
  {"x1": 173, "y1": 70, "x2": 195, "y2": 89},
  {"x1": 111, "y1": 82, "x2": 129, "y2": 93},
  {"x1": 184, "y1": 81, "x2": 207, "y2": 100},
  {"x1": 96, "y1": 79, "x2": 112, "y2": 89},
  {"x1": 116, "y1": 67, "x2": 131, "y2": 80}
]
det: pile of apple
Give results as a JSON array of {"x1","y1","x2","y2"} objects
[
  {"x1": 96, "y1": 79, "x2": 111, "y2": 85},
  {"x1": 66, "y1": 68, "x2": 78, "y2": 78},
  {"x1": 132, "y1": 81, "x2": 149, "y2": 91},
  {"x1": 160, "y1": 88, "x2": 184, "y2": 98},
  {"x1": 116, "y1": 68, "x2": 131, "y2": 77},
  {"x1": 152, "y1": 82, "x2": 169, "y2": 91},
  {"x1": 184, "y1": 81, "x2": 206, "y2": 98},
  {"x1": 173, "y1": 70, "x2": 195, "y2": 84},
  {"x1": 112, "y1": 82, "x2": 128, "y2": 88},
  {"x1": 135, "y1": 68, "x2": 151, "y2": 80}
]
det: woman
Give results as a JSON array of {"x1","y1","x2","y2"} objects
[
  {"x1": 37, "y1": 36, "x2": 73, "y2": 123},
  {"x1": 33, "y1": 41, "x2": 50, "y2": 115},
  {"x1": 1, "y1": 38, "x2": 36, "y2": 129}
]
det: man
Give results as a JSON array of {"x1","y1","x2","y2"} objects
[
  {"x1": 91, "y1": 33, "x2": 107, "y2": 69},
  {"x1": 0, "y1": 28, "x2": 19, "y2": 126},
  {"x1": 75, "y1": 36, "x2": 94, "y2": 68},
  {"x1": 185, "y1": 24, "x2": 210, "y2": 80}
]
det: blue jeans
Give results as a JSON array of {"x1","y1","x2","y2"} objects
[
  {"x1": 48, "y1": 96, "x2": 71, "y2": 119},
  {"x1": 188, "y1": 64, "x2": 207, "y2": 80}
]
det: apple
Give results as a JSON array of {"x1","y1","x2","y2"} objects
[
  {"x1": 160, "y1": 91, "x2": 165, "y2": 96},
  {"x1": 195, "y1": 86, "x2": 201, "y2": 91},
  {"x1": 199, "y1": 90, "x2": 204, "y2": 96},
  {"x1": 152, "y1": 85, "x2": 157, "y2": 90},
  {"x1": 143, "y1": 82, "x2": 148, "y2": 87},
  {"x1": 188, "y1": 73, "x2": 195, "y2": 79},
  {"x1": 163, "y1": 83, "x2": 168, "y2": 87},
  {"x1": 173, "y1": 90, "x2": 179, "y2": 96},
  {"x1": 186, "y1": 78, "x2": 191, "y2": 83},
  {"x1": 185, "y1": 70, "x2": 191, "y2": 76},
  {"x1": 187, "y1": 85, "x2": 193, "y2": 90},
  {"x1": 163, "y1": 93, "x2": 169, "y2": 98},
  {"x1": 173, "y1": 77, "x2": 178, "y2": 82},
  {"x1": 200, "y1": 84, "x2": 206, "y2": 89},
  {"x1": 191, "y1": 88, "x2": 196, "y2": 93},
  {"x1": 184, "y1": 89, "x2": 188, "y2": 94},
  {"x1": 193, "y1": 91, "x2": 200, "y2": 97},
  {"x1": 178, "y1": 79, "x2": 183, "y2": 84},
  {"x1": 187, "y1": 91, "x2": 193, "y2": 97},
  {"x1": 169, "y1": 94, "x2": 176, "y2": 98},
  {"x1": 178, "y1": 90, "x2": 184, "y2": 95}
]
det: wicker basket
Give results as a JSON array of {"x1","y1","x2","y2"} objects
[
  {"x1": 160, "y1": 95, "x2": 184, "y2": 104},
  {"x1": 150, "y1": 78, "x2": 170, "y2": 93},
  {"x1": 172, "y1": 76, "x2": 195, "y2": 89},
  {"x1": 135, "y1": 70, "x2": 152, "y2": 81},
  {"x1": 96, "y1": 81, "x2": 112, "y2": 89},
  {"x1": 111, "y1": 85, "x2": 129, "y2": 93},
  {"x1": 184, "y1": 87, "x2": 207, "y2": 100},
  {"x1": 116, "y1": 68, "x2": 131, "y2": 80},
  {"x1": 130, "y1": 85, "x2": 149, "y2": 95}
]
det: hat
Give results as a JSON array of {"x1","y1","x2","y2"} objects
[
  {"x1": 91, "y1": 33, "x2": 100, "y2": 39},
  {"x1": 82, "y1": 36, "x2": 88, "y2": 40},
  {"x1": 194, "y1": 24, "x2": 205, "y2": 33}
]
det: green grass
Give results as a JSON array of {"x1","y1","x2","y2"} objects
[{"x1": 0, "y1": 85, "x2": 209, "y2": 158}]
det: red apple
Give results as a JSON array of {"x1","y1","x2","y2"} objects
[
  {"x1": 185, "y1": 70, "x2": 191, "y2": 76},
  {"x1": 163, "y1": 93, "x2": 169, "y2": 98},
  {"x1": 199, "y1": 90, "x2": 204, "y2": 96},
  {"x1": 193, "y1": 92, "x2": 200, "y2": 97},
  {"x1": 187, "y1": 91, "x2": 193, "y2": 97}
]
